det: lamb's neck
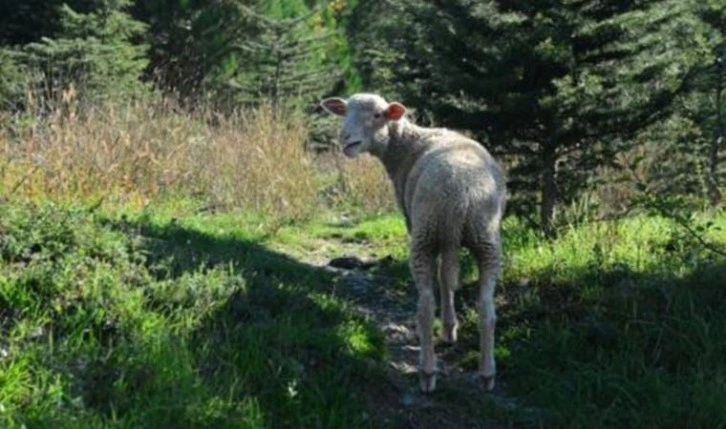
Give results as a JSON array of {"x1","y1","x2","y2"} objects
[{"x1": 372, "y1": 119, "x2": 433, "y2": 207}]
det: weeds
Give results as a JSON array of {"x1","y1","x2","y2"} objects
[
  {"x1": 319, "y1": 152, "x2": 396, "y2": 214},
  {"x1": 1, "y1": 98, "x2": 330, "y2": 222}
]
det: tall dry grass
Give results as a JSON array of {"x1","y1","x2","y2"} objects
[
  {"x1": 325, "y1": 153, "x2": 396, "y2": 214},
  {"x1": 0, "y1": 93, "x2": 397, "y2": 219}
]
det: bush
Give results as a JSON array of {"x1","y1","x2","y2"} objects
[
  {"x1": 16, "y1": 1, "x2": 149, "y2": 111},
  {"x1": 0, "y1": 49, "x2": 28, "y2": 112}
]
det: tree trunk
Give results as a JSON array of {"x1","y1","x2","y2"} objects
[
  {"x1": 708, "y1": 52, "x2": 724, "y2": 206},
  {"x1": 541, "y1": 143, "x2": 557, "y2": 238}
]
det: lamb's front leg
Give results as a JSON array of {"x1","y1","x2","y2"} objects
[{"x1": 410, "y1": 244, "x2": 437, "y2": 393}]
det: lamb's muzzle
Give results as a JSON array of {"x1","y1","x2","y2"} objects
[{"x1": 321, "y1": 93, "x2": 506, "y2": 394}]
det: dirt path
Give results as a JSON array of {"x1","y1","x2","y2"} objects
[{"x1": 282, "y1": 241, "x2": 514, "y2": 429}]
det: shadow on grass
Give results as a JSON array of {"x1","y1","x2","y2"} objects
[
  {"x1": 437, "y1": 253, "x2": 726, "y2": 429},
  {"x1": 341, "y1": 232, "x2": 726, "y2": 428},
  {"x1": 81, "y1": 216, "x2": 387, "y2": 428},
  {"x1": 271, "y1": 214, "x2": 726, "y2": 428},
  {"x1": 11, "y1": 204, "x2": 720, "y2": 428}
]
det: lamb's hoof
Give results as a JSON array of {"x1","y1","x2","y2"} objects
[
  {"x1": 419, "y1": 370, "x2": 437, "y2": 393},
  {"x1": 480, "y1": 373, "x2": 496, "y2": 391}
]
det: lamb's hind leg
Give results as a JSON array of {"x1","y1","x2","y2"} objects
[
  {"x1": 438, "y1": 248, "x2": 460, "y2": 344},
  {"x1": 472, "y1": 237, "x2": 501, "y2": 391},
  {"x1": 410, "y1": 242, "x2": 438, "y2": 392}
]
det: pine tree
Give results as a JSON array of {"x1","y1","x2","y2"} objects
[
  {"x1": 20, "y1": 0, "x2": 149, "y2": 107},
  {"x1": 0, "y1": 49, "x2": 27, "y2": 111},
  {"x1": 699, "y1": 1, "x2": 726, "y2": 205},
  {"x1": 132, "y1": 0, "x2": 350, "y2": 110},
  {"x1": 362, "y1": 0, "x2": 718, "y2": 234},
  {"x1": 596, "y1": 1, "x2": 725, "y2": 211},
  {"x1": 0, "y1": 0, "x2": 66, "y2": 46},
  {"x1": 131, "y1": 0, "x2": 260, "y2": 104},
  {"x1": 220, "y1": 3, "x2": 336, "y2": 111}
]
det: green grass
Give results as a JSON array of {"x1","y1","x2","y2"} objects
[
  {"x1": 274, "y1": 211, "x2": 726, "y2": 428},
  {"x1": 1, "y1": 199, "x2": 725, "y2": 428},
  {"x1": 0, "y1": 201, "x2": 384, "y2": 428},
  {"x1": 494, "y1": 215, "x2": 726, "y2": 428}
]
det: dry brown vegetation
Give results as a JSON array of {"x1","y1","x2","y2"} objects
[{"x1": 0, "y1": 94, "x2": 396, "y2": 219}]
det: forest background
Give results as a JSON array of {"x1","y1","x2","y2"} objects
[
  {"x1": 1, "y1": 0, "x2": 723, "y2": 227},
  {"x1": 1, "y1": 1, "x2": 726, "y2": 428}
]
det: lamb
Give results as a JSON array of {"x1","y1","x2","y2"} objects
[{"x1": 320, "y1": 93, "x2": 506, "y2": 393}]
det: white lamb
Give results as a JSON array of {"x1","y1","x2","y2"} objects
[{"x1": 321, "y1": 93, "x2": 506, "y2": 393}]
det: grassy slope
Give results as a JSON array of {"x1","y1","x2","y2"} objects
[
  {"x1": 497, "y1": 216, "x2": 726, "y2": 428},
  {"x1": 0, "y1": 202, "x2": 384, "y2": 428},
  {"x1": 1, "y1": 200, "x2": 725, "y2": 428}
]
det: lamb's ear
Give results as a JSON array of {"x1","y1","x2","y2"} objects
[
  {"x1": 320, "y1": 97, "x2": 348, "y2": 116},
  {"x1": 385, "y1": 102, "x2": 406, "y2": 121}
]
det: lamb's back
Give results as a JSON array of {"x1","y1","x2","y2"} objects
[{"x1": 404, "y1": 133, "x2": 504, "y2": 243}]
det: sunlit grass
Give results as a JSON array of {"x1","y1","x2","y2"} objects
[
  {"x1": 2, "y1": 94, "x2": 725, "y2": 428},
  {"x1": 0, "y1": 201, "x2": 384, "y2": 428},
  {"x1": 1, "y1": 99, "x2": 326, "y2": 223},
  {"x1": 271, "y1": 210, "x2": 726, "y2": 428}
]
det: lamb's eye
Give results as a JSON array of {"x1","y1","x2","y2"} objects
[{"x1": 373, "y1": 113, "x2": 382, "y2": 119}]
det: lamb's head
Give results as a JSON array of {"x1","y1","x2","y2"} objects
[{"x1": 320, "y1": 93, "x2": 406, "y2": 158}]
